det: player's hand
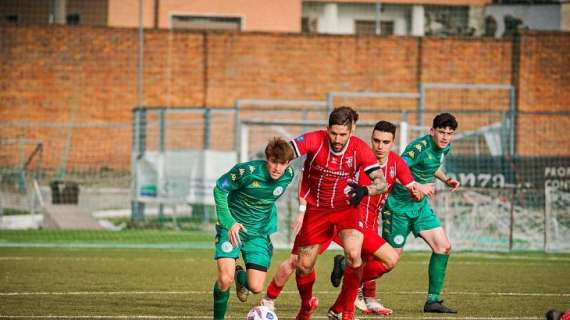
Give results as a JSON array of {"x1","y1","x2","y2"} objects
[
  {"x1": 446, "y1": 178, "x2": 460, "y2": 192},
  {"x1": 291, "y1": 212, "x2": 305, "y2": 236},
  {"x1": 228, "y1": 223, "x2": 247, "y2": 247},
  {"x1": 409, "y1": 185, "x2": 424, "y2": 202},
  {"x1": 347, "y1": 181, "x2": 368, "y2": 207},
  {"x1": 415, "y1": 182, "x2": 435, "y2": 198}
]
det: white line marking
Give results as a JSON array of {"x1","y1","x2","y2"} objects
[{"x1": 1, "y1": 290, "x2": 568, "y2": 297}]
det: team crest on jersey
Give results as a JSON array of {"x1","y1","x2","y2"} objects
[
  {"x1": 394, "y1": 235, "x2": 405, "y2": 245},
  {"x1": 273, "y1": 186, "x2": 284, "y2": 196},
  {"x1": 345, "y1": 156, "x2": 353, "y2": 167},
  {"x1": 389, "y1": 166, "x2": 396, "y2": 178},
  {"x1": 407, "y1": 151, "x2": 415, "y2": 159},
  {"x1": 221, "y1": 241, "x2": 233, "y2": 253}
]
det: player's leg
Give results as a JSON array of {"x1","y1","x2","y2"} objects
[
  {"x1": 260, "y1": 253, "x2": 298, "y2": 311},
  {"x1": 213, "y1": 225, "x2": 241, "y2": 319},
  {"x1": 236, "y1": 235, "x2": 274, "y2": 302},
  {"x1": 295, "y1": 244, "x2": 320, "y2": 320},
  {"x1": 330, "y1": 208, "x2": 364, "y2": 320},
  {"x1": 214, "y1": 258, "x2": 236, "y2": 320},
  {"x1": 416, "y1": 206, "x2": 457, "y2": 314}
]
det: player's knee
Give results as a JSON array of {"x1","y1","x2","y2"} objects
[
  {"x1": 217, "y1": 276, "x2": 233, "y2": 291},
  {"x1": 345, "y1": 251, "x2": 362, "y2": 267},
  {"x1": 296, "y1": 263, "x2": 314, "y2": 275},
  {"x1": 248, "y1": 282, "x2": 264, "y2": 294},
  {"x1": 444, "y1": 244, "x2": 452, "y2": 255},
  {"x1": 384, "y1": 253, "x2": 400, "y2": 270}
]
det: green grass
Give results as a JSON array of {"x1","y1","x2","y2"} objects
[{"x1": 0, "y1": 232, "x2": 569, "y2": 319}]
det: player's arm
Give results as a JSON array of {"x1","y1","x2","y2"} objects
[
  {"x1": 396, "y1": 155, "x2": 434, "y2": 200},
  {"x1": 435, "y1": 168, "x2": 460, "y2": 192},
  {"x1": 213, "y1": 165, "x2": 247, "y2": 245},
  {"x1": 292, "y1": 173, "x2": 309, "y2": 235},
  {"x1": 366, "y1": 168, "x2": 388, "y2": 195}
]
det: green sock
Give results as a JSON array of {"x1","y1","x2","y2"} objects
[
  {"x1": 213, "y1": 281, "x2": 230, "y2": 320},
  {"x1": 236, "y1": 267, "x2": 250, "y2": 290},
  {"x1": 427, "y1": 252, "x2": 449, "y2": 303}
]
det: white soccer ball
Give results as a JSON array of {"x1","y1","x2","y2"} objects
[{"x1": 246, "y1": 306, "x2": 278, "y2": 320}]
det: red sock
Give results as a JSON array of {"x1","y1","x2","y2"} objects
[
  {"x1": 331, "y1": 265, "x2": 363, "y2": 313},
  {"x1": 296, "y1": 271, "x2": 316, "y2": 308},
  {"x1": 362, "y1": 259, "x2": 389, "y2": 282},
  {"x1": 362, "y1": 280, "x2": 376, "y2": 298},
  {"x1": 266, "y1": 279, "x2": 283, "y2": 299}
]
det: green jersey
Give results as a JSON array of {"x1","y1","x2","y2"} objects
[
  {"x1": 213, "y1": 160, "x2": 294, "y2": 237},
  {"x1": 387, "y1": 134, "x2": 451, "y2": 210}
]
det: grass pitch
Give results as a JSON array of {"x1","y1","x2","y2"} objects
[{"x1": 0, "y1": 230, "x2": 569, "y2": 319}]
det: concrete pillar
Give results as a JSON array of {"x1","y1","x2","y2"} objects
[
  {"x1": 411, "y1": 5, "x2": 425, "y2": 36},
  {"x1": 53, "y1": 0, "x2": 67, "y2": 25},
  {"x1": 394, "y1": 18, "x2": 407, "y2": 35},
  {"x1": 320, "y1": 3, "x2": 338, "y2": 34}
]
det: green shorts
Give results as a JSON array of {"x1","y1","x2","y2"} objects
[
  {"x1": 214, "y1": 224, "x2": 273, "y2": 271},
  {"x1": 381, "y1": 202, "x2": 441, "y2": 248}
]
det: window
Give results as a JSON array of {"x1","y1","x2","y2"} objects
[
  {"x1": 66, "y1": 13, "x2": 80, "y2": 25},
  {"x1": 355, "y1": 20, "x2": 394, "y2": 35},
  {"x1": 5, "y1": 14, "x2": 18, "y2": 24},
  {"x1": 171, "y1": 15, "x2": 241, "y2": 31},
  {"x1": 301, "y1": 17, "x2": 318, "y2": 33}
]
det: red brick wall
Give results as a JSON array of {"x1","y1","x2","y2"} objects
[{"x1": 1, "y1": 25, "x2": 569, "y2": 170}]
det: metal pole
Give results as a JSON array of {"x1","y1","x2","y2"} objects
[
  {"x1": 375, "y1": 1, "x2": 382, "y2": 35},
  {"x1": 204, "y1": 108, "x2": 211, "y2": 149},
  {"x1": 137, "y1": 0, "x2": 144, "y2": 110}
]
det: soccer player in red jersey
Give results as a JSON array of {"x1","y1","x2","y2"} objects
[
  {"x1": 288, "y1": 106, "x2": 389, "y2": 320},
  {"x1": 328, "y1": 120, "x2": 433, "y2": 318}
]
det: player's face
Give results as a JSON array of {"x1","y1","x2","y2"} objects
[
  {"x1": 430, "y1": 127, "x2": 455, "y2": 149},
  {"x1": 327, "y1": 124, "x2": 352, "y2": 153},
  {"x1": 370, "y1": 130, "x2": 394, "y2": 163},
  {"x1": 266, "y1": 158, "x2": 290, "y2": 180}
]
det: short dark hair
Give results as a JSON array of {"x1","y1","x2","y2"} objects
[
  {"x1": 373, "y1": 120, "x2": 397, "y2": 137},
  {"x1": 433, "y1": 113, "x2": 458, "y2": 130},
  {"x1": 265, "y1": 137, "x2": 294, "y2": 163},
  {"x1": 329, "y1": 106, "x2": 357, "y2": 128}
]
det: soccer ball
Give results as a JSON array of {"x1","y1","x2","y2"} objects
[{"x1": 246, "y1": 306, "x2": 277, "y2": 320}]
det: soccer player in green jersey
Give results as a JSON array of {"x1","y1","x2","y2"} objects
[
  {"x1": 381, "y1": 112, "x2": 461, "y2": 314},
  {"x1": 212, "y1": 137, "x2": 295, "y2": 320}
]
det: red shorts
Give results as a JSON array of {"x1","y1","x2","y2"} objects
[
  {"x1": 361, "y1": 227, "x2": 386, "y2": 257},
  {"x1": 291, "y1": 231, "x2": 341, "y2": 255},
  {"x1": 294, "y1": 206, "x2": 362, "y2": 248}
]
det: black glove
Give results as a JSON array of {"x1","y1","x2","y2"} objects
[{"x1": 348, "y1": 181, "x2": 368, "y2": 207}]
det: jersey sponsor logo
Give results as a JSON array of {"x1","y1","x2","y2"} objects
[
  {"x1": 221, "y1": 241, "x2": 233, "y2": 253},
  {"x1": 273, "y1": 186, "x2": 284, "y2": 196},
  {"x1": 394, "y1": 235, "x2": 405, "y2": 245}
]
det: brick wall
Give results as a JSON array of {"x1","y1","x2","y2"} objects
[{"x1": 1, "y1": 25, "x2": 569, "y2": 170}]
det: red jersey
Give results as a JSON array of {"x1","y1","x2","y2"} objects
[
  {"x1": 357, "y1": 151, "x2": 414, "y2": 231},
  {"x1": 291, "y1": 130, "x2": 380, "y2": 209}
]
